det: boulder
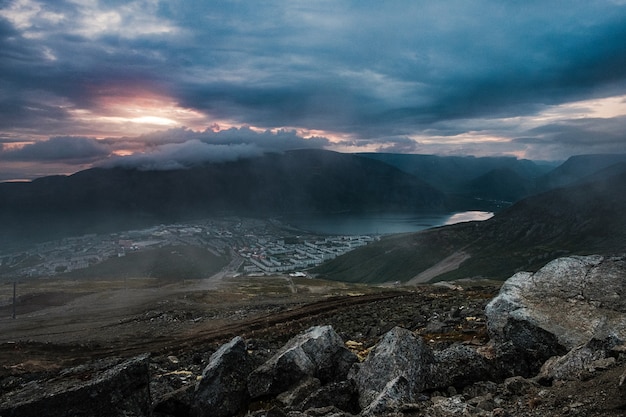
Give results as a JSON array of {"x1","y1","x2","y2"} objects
[
  {"x1": 427, "y1": 343, "x2": 493, "y2": 390},
  {"x1": 427, "y1": 395, "x2": 473, "y2": 417},
  {"x1": 153, "y1": 384, "x2": 194, "y2": 416},
  {"x1": 537, "y1": 335, "x2": 621, "y2": 382},
  {"x1": 502, "y1": 376, "x2": 539, "y2": 396},
  {"x1": 352, "y1": 326, "x2": 433, "y2": 411},
  {"x1": 485, "y1": 255, "x2": 626, "y2": 374},
  {"x1": 278, "y1": 377, "x2": 357, "y2": 414},
  {"x1": 248, "y1": 325, "x2": 357, "y2": 399},
  {"x1": 276, "y1": 377, "x2": 322, "y2": 409},
  {"x1": 360, "y1": 376, "x2": 413, "y2": 416},
  {"x1": 191, "y1": 336, "x2": 252, "y2": 417},
  {"x1": 0, "y1": 354, "x2": 151, "y2": 417},
  {"x1": 299, "y1": 380, "x2": 359, "y2": 414}
]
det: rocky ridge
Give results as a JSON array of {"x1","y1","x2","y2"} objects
[{"x1": 1, "y1": 255, "x2": 626, "y2": 416}]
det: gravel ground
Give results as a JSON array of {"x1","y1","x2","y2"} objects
[{"x1": 1, "y1": 277, "x2": 625, "y2": 416}]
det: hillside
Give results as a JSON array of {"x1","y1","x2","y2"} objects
[
  {"x1": 313, "y1": 165, "x2": 626, "y2": 283},
  {"x1": 359, "y1": 153, "x2": 553, "y2": 193},
  {"x1": 462, "y1": 167, "x2": 533, "y2": 202},
  {"x1": 538, "y1": 153, "x2": 626, "y2": 190},
  {"x1": 0, "y1": 150, "x2": 445, "y2": 248}
]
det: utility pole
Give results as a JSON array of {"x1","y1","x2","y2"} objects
[{"x1": 12, "y1": 281, "x2": 16, "y2": 319}]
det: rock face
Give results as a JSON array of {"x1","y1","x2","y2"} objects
[
  {"x1": 0, "y1": 354, "x2": 151, "y2": 417},
  {"x1": 191, "y1": 336, "x2": 252, "y2": 417},
  {"x1": 351, "y1": 326, "x2": 433, "y2": 412},
  {"x1": 247, "y1": 325, "x2": 357, "y2": 399},
  {"x1": 4, "y1": 257, "x2": 626, "y2": 417},
  {"x1": 427, "y1": 344, "x2": 492, "y2": 390},
  {"x1": 537, "y1": 335, "x2": 621, "y2": 382},
  {"x1": 485, "y1": 255, "x2": 626, "y2": 374}
]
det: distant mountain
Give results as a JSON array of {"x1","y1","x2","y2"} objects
[
  {"x1": 0, "y1": 150, "x2": 446, "y2": 248},
  {"x1": 359, "y1": 153, "x2": 554, "y2": 194},
  {"x1": 462, "y1": 168, "x2": 533, "y2": 203},
  {"x1": 538, "y1": 154, "x2": 626, "y2": 190},
  {"x1": 313, "y1": 164, "x2": 626, "y2": 283}
]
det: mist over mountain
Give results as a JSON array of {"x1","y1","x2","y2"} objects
[
  {"x1": 314, "y1": 163, "x2": 626, "y2": 283},
  {"x1": 0, "y1": 150, "x2": 445, "y2": 248},
  {"x1": 359, "y1": 153, "x2": 555, "y2": 192},
  {"x1": 2, "y1": 149, "x2": 623, "y2": 263},
  {"x1": 462, "y1": 168, "x2": 534, "y2": 202},
  {"x1": 537, "y1": 153, "x2": 626, "y2": 190}
]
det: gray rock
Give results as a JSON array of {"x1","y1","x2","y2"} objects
[
  {"x1": 485, "y1": 255, "x2": 626, "y2": 374},
  {"x1": 286, "y1": 405, "x2": 353, "y2": 417},
  {"x1": 352, "y1": 326, "x2": 433, "y2": 411},
  {"x1": 462, "y1": 380, "x2": 500, "y2": 399},
  {"x1": 360, "y1": 376, "x2": 413, "y2": 416},
  {"x1": 467, "y1": 393, "x2": 496, "y2": 412},
  {"x1": 153, "y1": 384, "x2": 194, "y2": 416},
  {"x1": 427, "y1": 343, "x2": 493, "y2": 390},
  {"x1": 427, "y1": 395, "x2": 473, "y2": 417},
  {"x1": 248, "y1": 325, "x2": 357, "y2": 399},
  {"x1": 486, "y1": 255, "x2": 626, "y2": 349},
  {"x1": 191, "y1": 336, "x2": 252, "y2": 417},
  {"x1": 503, "y1": 376, "x2": 538, "y2": 396},
  {"x1": 537, "y1": 335, "x2": 621, "y2": 382},
  {"x1": 248, "y1": 406, "x2": 288, "y2": 417},
  {"x1": 299, "y1": 381, "x2": 358, "y2": 414},
  {"x1": 277, "y1": 377, "x2": 322, "y2": 409},
  {"x1": 0, "y1": 354, "x2": 151, "y2": 417}
]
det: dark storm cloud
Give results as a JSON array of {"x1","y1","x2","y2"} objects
[
  {"x1": 105, "y1": 127, "x2": 332, "y2": 170},
  {"x1": 155, "y1": 1, "x2": 626, "y2": 147},
  {"x1": 514, "y1": 115, "x2": 626, "y2": 159},
  {"x1": 0, "y1": 136, "x2": 111, "y2": 162},
  {"x1": 1, "y1": 0, "x2": 626, "y2": 179},
  {"x1": 105, "y1": 140, "x2": 263, "y2": 171},
  {"x1": 113, "y1": 127, "x2": 330, "y2": 150},
  {"x1": 201, "y1": 127, "x2": 330, "y2": 151}
]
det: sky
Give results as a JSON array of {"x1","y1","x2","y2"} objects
[{"x1": 1, "y1": 0, "x2": 626, "y2": 181}]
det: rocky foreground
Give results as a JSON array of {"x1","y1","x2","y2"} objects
[{"x1": 1, "y1": 255, "x2": 626, "y2": 416}]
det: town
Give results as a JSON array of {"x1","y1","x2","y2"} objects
[{"x1": 0, "y1": 217, "x2": 378, "y2": 279}]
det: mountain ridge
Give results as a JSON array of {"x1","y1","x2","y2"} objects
[
  {"x1": 313, "y1": 164, "x2": 626, "y2": 283},
  {"x1": 0, "y1": 150, "x2": 446, "y2": 247}
]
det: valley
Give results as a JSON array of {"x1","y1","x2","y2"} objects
[
  {"x1": 0, "y1": 217, "x2": 375, "y2": 282},
  {"x1": 0, "y1": 151, "x2": 625, "y2": 417}
]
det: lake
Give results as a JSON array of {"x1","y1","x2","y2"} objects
[{"x1": 286, "y1": 211, "x2": 494, "y2": 236}]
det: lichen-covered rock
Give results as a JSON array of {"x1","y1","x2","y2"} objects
[
  {"x1": 191, "y1": 336, "x2": 252, "y2": 417},
  {"x1": 352, "y1": 326, "x2": 433, "y2": 412},
  {"x1": 0, "y1": 354, "x2": 151, "y2": 417},
  {"x1": 486, "y1": 255, "x2": 626, "y2": 349},
  {"x1": 278, "y1": 377, "x2": 358, "y2": 413},
  {"x1": 427, "y1": 395, "x2": 473, "y2": 417},
  {"x1": 276, "y1": 377, "x2": 322, "y2": 409},
  {"x1": 299, "y1": 380, "x2": 358, "y2": 414},
  {"x1": 485, "y1": 255, "x2": 626, "y2": 375},
  {"x1": 359, "y1": 375, "x2": 413, "y2": 416},
  {"x1": 248, "y1": 325, "x2": 357, "y2": 399},
  {"x1": 427, "y1": 343, "x2": 493, "y2": 390},
  {"x1": 537, "y1": 335, "x2": 621, "y2": 382}
]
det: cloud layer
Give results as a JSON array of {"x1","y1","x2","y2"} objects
[{"x1": 1, "y1": 1, "x2": 626, "y2": 179}]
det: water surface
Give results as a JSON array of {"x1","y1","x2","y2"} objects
[{"x1": 287, "y1": 211, "x2": 493, "y2": 235}]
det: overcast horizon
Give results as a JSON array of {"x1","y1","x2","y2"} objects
[{"x1": 2, "y1": 1, "x2": 626, "y2": 181}]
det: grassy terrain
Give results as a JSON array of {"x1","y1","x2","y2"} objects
[
  {"x1": 60, "y1": 245, "x2": 230, "y2": 281},
  {"x1": 314, "y1": 169, "x2": 626, "y2": 283},
  {"x1": 313, "y1": 225, "x2": 473, "y2": 283}
]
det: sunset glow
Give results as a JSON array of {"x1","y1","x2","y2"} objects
[
  {"x1": 1, "y1": 1, "x2": 625, "y2": 180},
  {"x1": 74, "y1": 92, "x2": 215, "y2": 135}
]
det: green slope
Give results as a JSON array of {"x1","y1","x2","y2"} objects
[{"x1": 314, "y1": 167, "x2": 626, "y2": 283}]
